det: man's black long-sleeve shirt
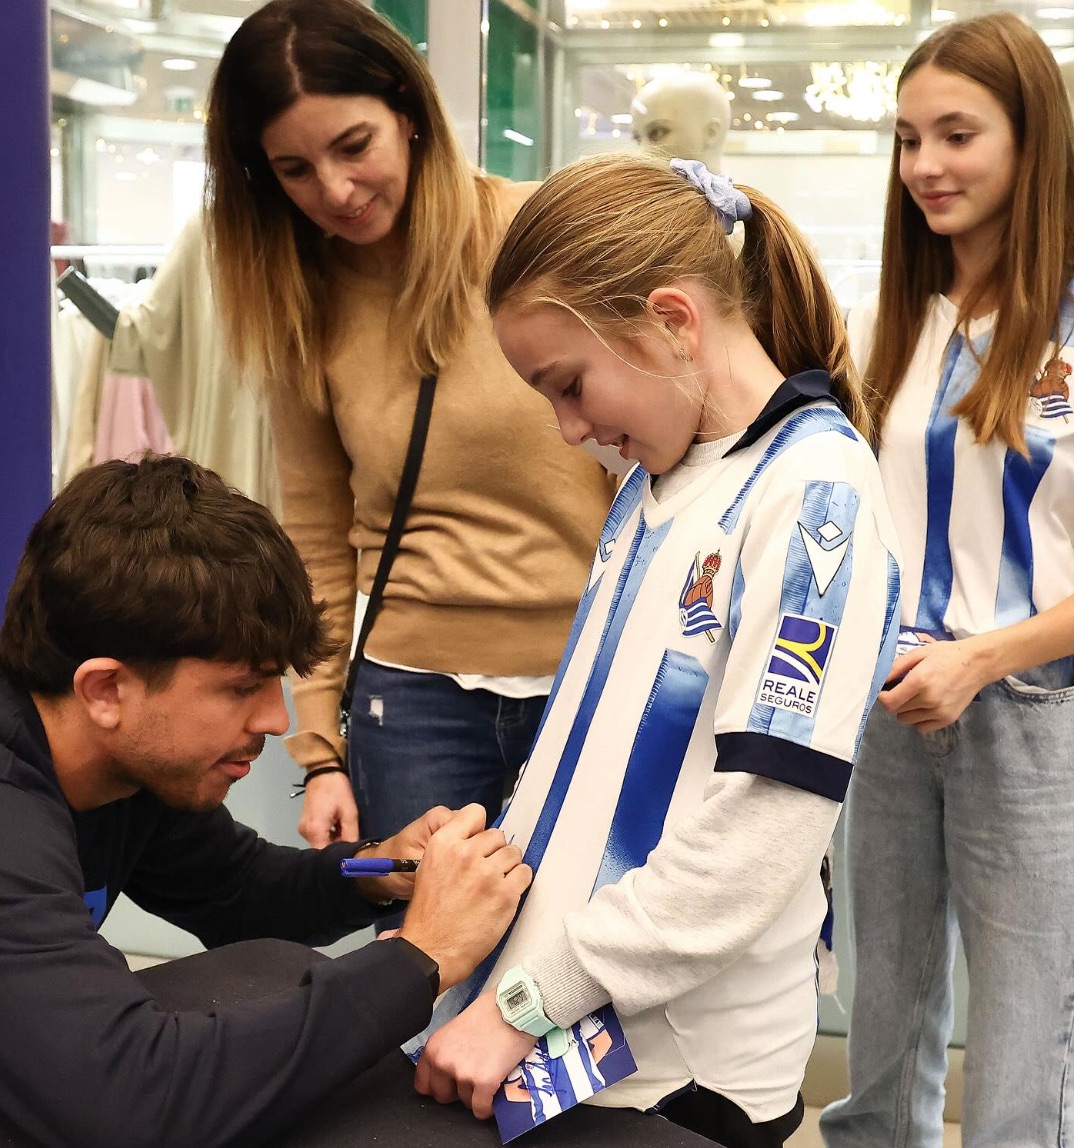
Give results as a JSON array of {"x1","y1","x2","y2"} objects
[{"x1": 0, "y1": 677, "x2": 434, "y2": 1148}]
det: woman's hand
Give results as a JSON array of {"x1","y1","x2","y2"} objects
[
  {"x1": 298, "y1": 768, "x2": 359, "y2": 847},
  {"x1": 414, "y1": 992, "x2": 538, "y2": 1119},
  {"x1": 878, "y1": 636, "x2": 992, "y2": 733}
]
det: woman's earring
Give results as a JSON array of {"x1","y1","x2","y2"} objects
[{"x1": 677, "y1": 343, "x2": 692, "y2": 363}]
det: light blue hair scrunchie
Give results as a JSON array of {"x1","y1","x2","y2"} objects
[{"x1": 669, "y1": 158, "x2": 752, "y2": 235}]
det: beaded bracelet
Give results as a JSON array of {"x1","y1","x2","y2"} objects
[{"x1": 289, "y1": 763, "x2": 349, "y2": 799}]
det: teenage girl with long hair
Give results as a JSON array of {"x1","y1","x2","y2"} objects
[{"x1": 821, "y1": 14, "x2": 1074, "y2": 1147}]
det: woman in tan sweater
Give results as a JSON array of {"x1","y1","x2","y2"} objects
[{"x1": 204, "y1": 0, "x2": 613, "y2": 856}]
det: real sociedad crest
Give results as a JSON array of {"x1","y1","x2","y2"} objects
[
  {"x1": 1030, "y1": 357, "x2": 1073, "y2": 421},
  {"x1": 678, "y1": 551, "x2": 722, "y2": 643}
]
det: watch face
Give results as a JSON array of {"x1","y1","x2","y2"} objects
[{"x1": 503, "y1": 982, "x2": 532, "y2": 1016}]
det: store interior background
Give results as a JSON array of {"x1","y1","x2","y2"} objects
[{"x1": 53, "y1": 0, "x2": 1070, "y2": 1118}]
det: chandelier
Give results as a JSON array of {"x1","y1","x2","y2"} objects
[{"x1": 804, "y1": 61, "x2": 899, "y2": 122}]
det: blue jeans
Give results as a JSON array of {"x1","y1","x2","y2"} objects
[
  {"x1": 346, "y1": 660, "x2": 545, "y2": 840},
  {"x1": 820, "y1": 670, "x2": 1074, "y2": 1148}
]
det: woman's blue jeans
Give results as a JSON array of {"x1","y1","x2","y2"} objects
[
  {"x1": 346, "y1": 659, "x2": 545, "y2": 842},
  {"x1": 820, "y1": 671, "x2": 1074, "y2": 1148}
]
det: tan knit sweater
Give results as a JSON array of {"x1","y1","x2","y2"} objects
[{"x1": 271, "y1": 176, "x2": 616, "y2": 768}]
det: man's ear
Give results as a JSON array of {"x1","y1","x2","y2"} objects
[
  {"x1": 72, "y1": 659, "x2": 130, "y2": 731},
  {"x1": 647, "y1": 286, "x2": 702, "y2": 360}
]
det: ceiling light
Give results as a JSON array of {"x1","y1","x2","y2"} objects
[
  {"x1": 932, "y1": 9, "x2": 956, "y2": 20},
  {"x1": 806, "y1": 0, "x2": 899, "y2": 25},
  {"x1": 805, "y1": 61, "x2": 898, "y2": 121},
  {"x1": 503, "y1": 129, "x2": 534, "y2": 146},
  {"x1": 739, "y1": 76, "x2": 772, "y2": 88},
  {"x1": 753, "y1": 89, "x2": 784, "y2": 100},
  {"x1": 161, "y1": 58, "x2": 197, "y2": 71},
  {"x1": 1038, "y1": 6, "x2": 1074, "y2": 15},
  {"x1": 611, "y1": 113, "x2": 633, "y2": 124},
  {"x1": 67, "y1": 77, "x2": 138, "y2": 107},
  {"x1": 767, "y1": 110, "x2": 800, "y2": 123}
]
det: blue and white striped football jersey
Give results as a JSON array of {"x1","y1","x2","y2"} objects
[
  {"x1": 410, "y1": 374, "x2": 901, "y2": 1115},
  {"x1": 853, "y1": 292, "x2": 1074, "y2": 675}
]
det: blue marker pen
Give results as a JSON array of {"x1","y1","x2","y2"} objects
[{"x1": 340, "y1": 857, "x2": 420, "y2": 877}]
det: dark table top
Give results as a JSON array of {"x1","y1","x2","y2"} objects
[
  {"x1": 135, "y1": 940, "x2": 713, "y2": 1148},
  {"x1": 270, "y1": 1046, "x2": 712, "y2": 1148}
]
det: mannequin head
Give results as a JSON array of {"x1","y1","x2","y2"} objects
[{"x1": 631, "y1": 72, "x2": 732, "y2": 171}]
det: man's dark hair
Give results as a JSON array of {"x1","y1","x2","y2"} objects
[{"x1": 0, "y1": 456, "x2": 339, "y2": 695}]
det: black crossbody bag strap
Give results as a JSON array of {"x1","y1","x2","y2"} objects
[{"x1": 339, "y1": 373, "x2": 437, "y2": 738}]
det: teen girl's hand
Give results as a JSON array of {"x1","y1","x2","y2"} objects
[
  {"x1": 414, "y1": 992, "x2": 538, "y2": 1119},
  {"x1": 878, "y1": 636, "x2": 992, "y2": 733},
  {"x1": 298, "y1": 768, "x2": 359, "y2": 847}
]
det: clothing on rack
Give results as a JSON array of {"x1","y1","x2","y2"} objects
[
  {"x1": 52, "y1": 214, "x2": 278, "y2": 511},
  {"x1": 109, "y1": 212, "x2": 277, "y2": 512}
]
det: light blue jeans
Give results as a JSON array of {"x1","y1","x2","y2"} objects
[{"x1": 821, "y1": 667, "x2": 1074, "y2": 1148}]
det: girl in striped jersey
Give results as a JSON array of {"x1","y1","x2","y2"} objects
[
  {"x1": 821, "y1": 14, "x2": 1074, "y2": 1148},
  {"x1": 410, "y1": 152, "x2": 901, "y2": 1148}
]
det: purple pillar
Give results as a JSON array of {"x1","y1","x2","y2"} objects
[{"x1": 0, "y1": 2, "x2": 53, "y2": 599}]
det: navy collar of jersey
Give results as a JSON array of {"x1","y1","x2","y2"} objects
[{"x1": 725, "y1": 370, "x2": 840, "y2": 456}]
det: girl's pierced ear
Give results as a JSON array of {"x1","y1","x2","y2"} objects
[{"x1": 661, "y1": 319, "x2": 693, "y2": 363}]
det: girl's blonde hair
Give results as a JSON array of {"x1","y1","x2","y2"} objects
[
  {"x1": 870, "y1": 11, "x2": 1074, "y2": 452},
  {"x1": 205, "y1": 0, "x2": 502, "y2": 409},
  {"x1": 486, "y1": 152, "x2": 869, "y2": 439}
]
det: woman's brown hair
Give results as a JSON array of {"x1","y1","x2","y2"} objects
[
  {"x1": 205, "y1": 0, "x2": 502, "y2": 408},
  {"x1": 869, "y1": 11, "x2": 1074, "y2": 452},
  {"x1": 486, "y1": 151, "x2": 869, "y2": 439}
]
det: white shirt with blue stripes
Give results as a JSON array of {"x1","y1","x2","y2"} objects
[{"x1": 851, "y1": 292, "x2": 1074, "y2": 669}]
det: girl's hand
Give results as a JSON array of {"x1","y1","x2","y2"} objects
[
  {"x1": 878, "y1": 637, "x2": 991, "y2": 733},
  {"x1": 414, "y1": 992, "x2": 538, "y2": 1119}
]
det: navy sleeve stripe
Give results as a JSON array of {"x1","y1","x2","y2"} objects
[{"x1": 714, "y1": 730, "x2": 852, "y2": 802}]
